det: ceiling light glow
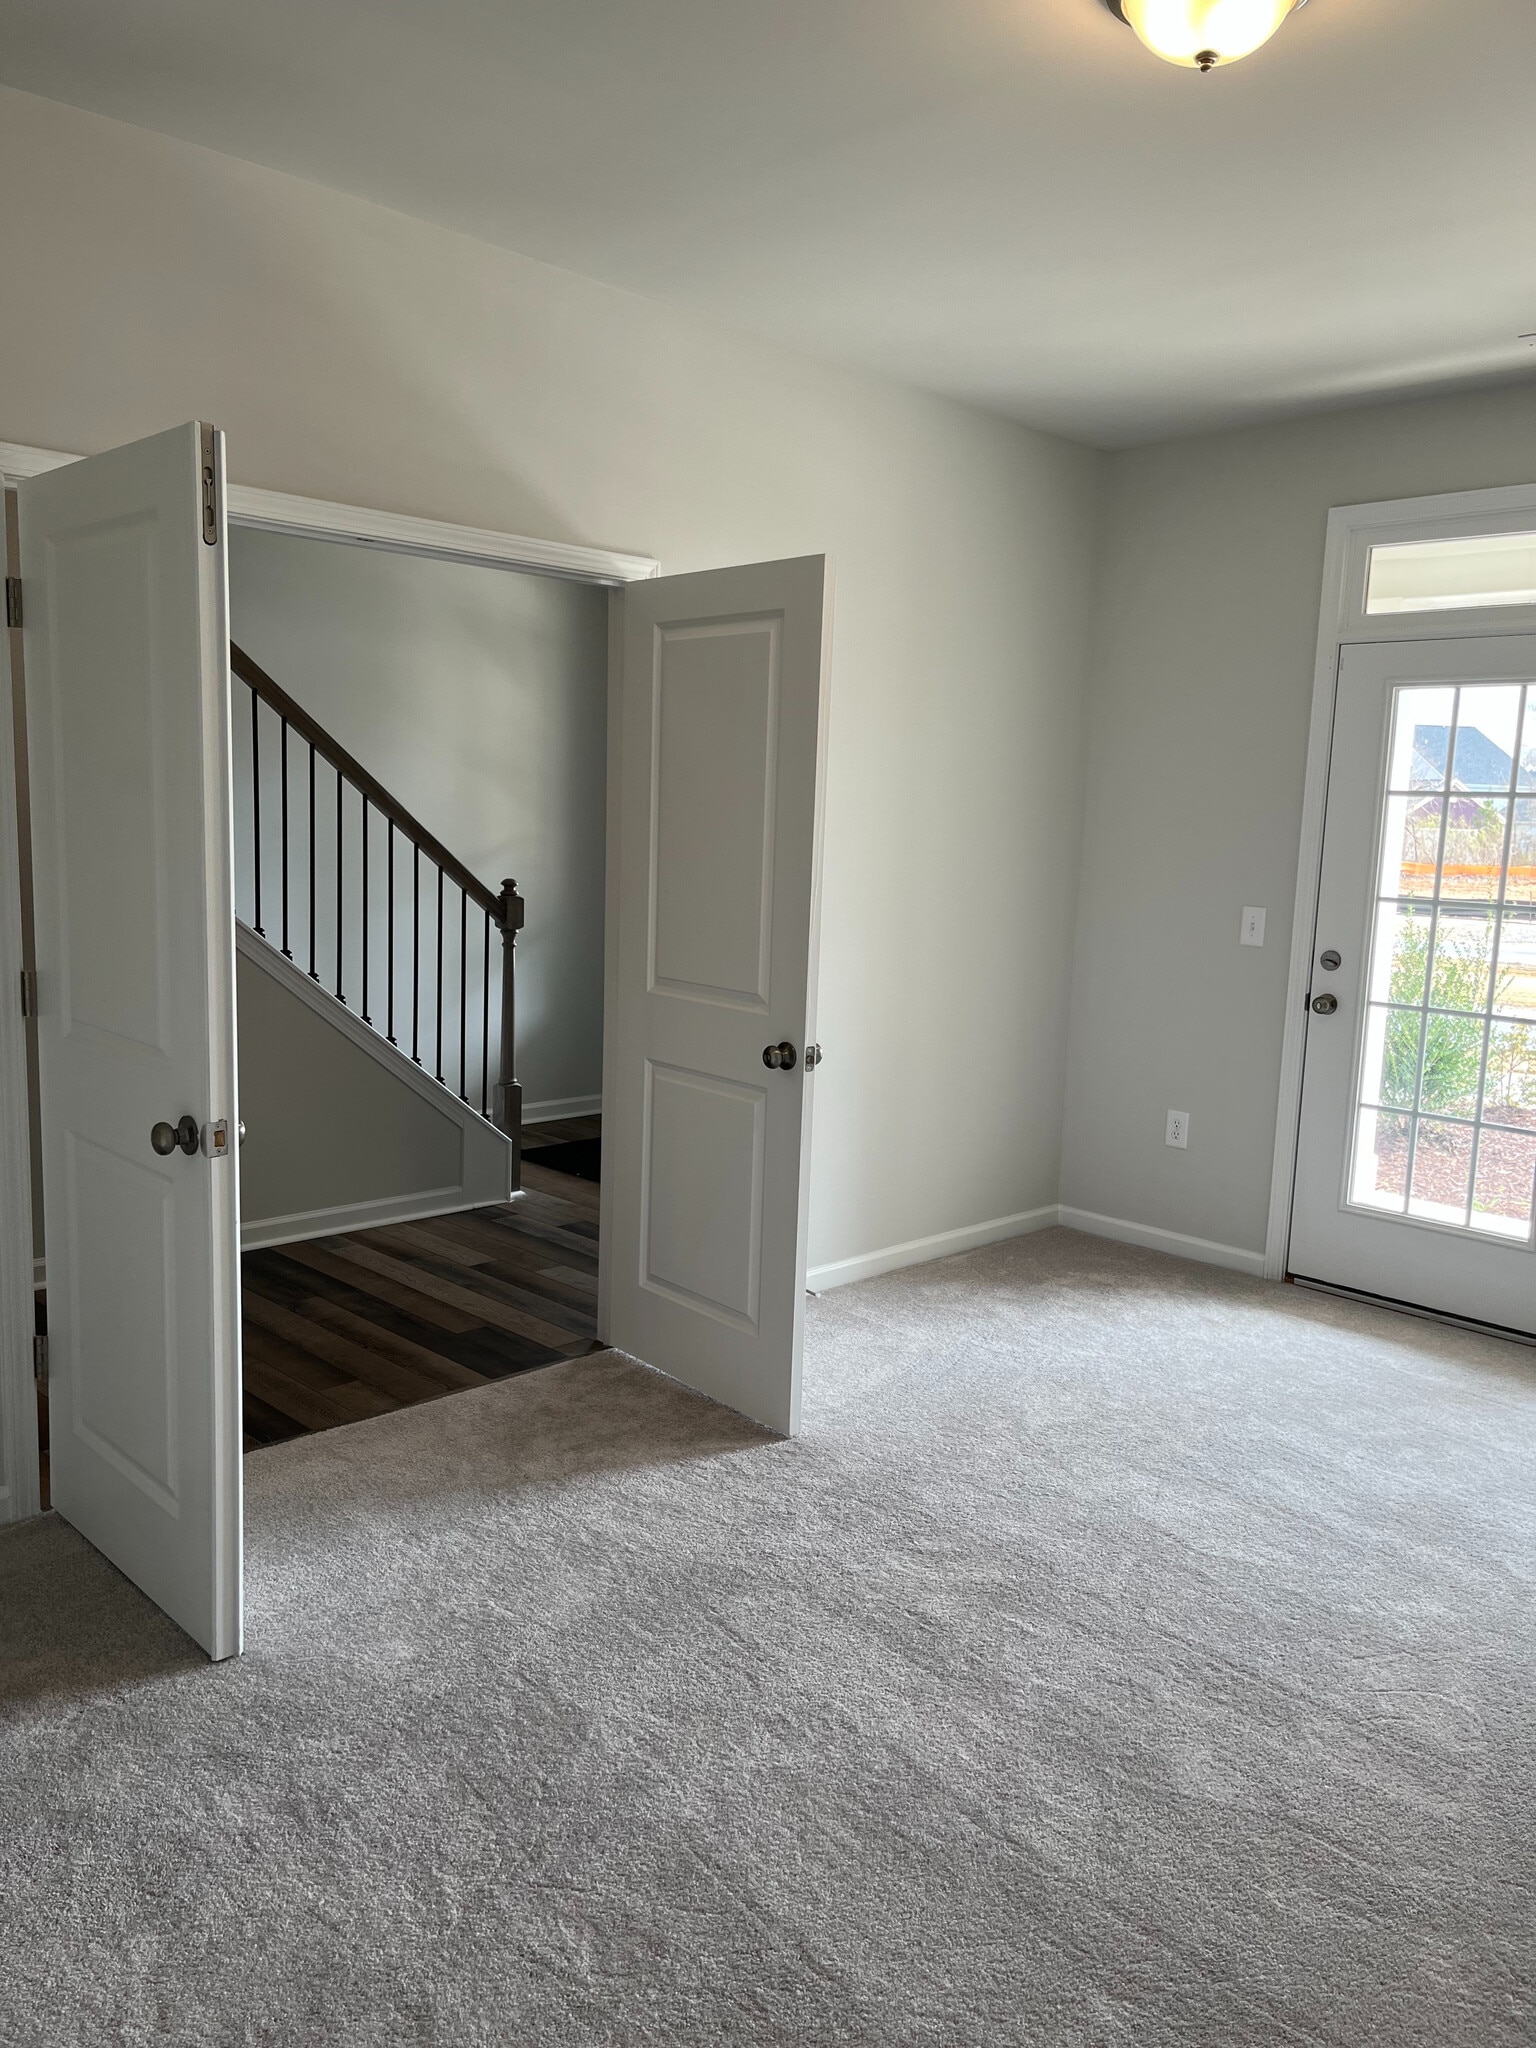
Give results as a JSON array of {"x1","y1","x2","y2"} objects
[{"x1": 1106, "y1": 0, "x2": 1305, "y2": 71}]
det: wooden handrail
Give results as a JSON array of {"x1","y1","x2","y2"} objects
[{"x1": 230, "y1": 640, "x2": 503, "y2": 922}]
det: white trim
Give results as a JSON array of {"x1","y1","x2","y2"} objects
[
  {"x1": 524, "y1": 1094, "x2": 603, "y2": 1125},
  {"x1": 0, "y1": 519, "x2": 40, "y2": 1524},
  {"x1": 241, "y1": 1185, "x2": 484, "y2": 1253},
  {"x1": 807, "y1": 1204, "x2": 1059, "y2": 1292},
  {"x1": 0, "y1": 440, "x2": 658, "y2": 587},
  {"x1": 1058, "y1": 1205, "x2": 1267, "y2": 1278},
  {"x1": 1265, "y1": 477, "x2": 1536, "y2": 1283}
]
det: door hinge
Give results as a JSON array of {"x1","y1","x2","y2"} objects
[
  {"x1": 4, "y1": 576, "x2": 20, "y2": 629},
  {"x1": 33, "y1": 1334, "x2": 48, "y2": 1385},
  {"x1": 19, "y1": 967, "x2": 37, "y2": 1019},
  {"x1": 199, "y1": 423, "x2": 218, "y2": 546}
]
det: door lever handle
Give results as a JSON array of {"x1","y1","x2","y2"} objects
[
  {"x1": 151, "y1": 1115, "x2": 200, "y2": 1157},
  {"x1": 762, "y1": 1041, "x2": 798, "y2": 1070}
]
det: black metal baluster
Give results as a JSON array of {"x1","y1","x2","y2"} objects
[
  {"x1": 361, "y1": 795, "x2": 371, "y2": 1023},
  {"x1": 459, "y1": 887, "x2": 468, "y2": 1100},
  {"x1": 435, "y1": 867, "x2": 444, "y2": 1083},
  {"x1": 307, "y1": 745, "x2": 318, "y2": 979},
  {"x1": 412, "y1": 847, "x2": 421, "y2": 1064},
  {"x1": 481, "y1": 911, "x2": 491, "y2": 1117},
  {"x1": 386, "y1": 822, "x2": 396, "y2": 1042},
  {"x1": 251, "y1": 690, "x2": 263, "y2": 935},
  {"x1": 279, "y1": 717, "x2": 291, "y2": 958},
  {"x1": 335, "y1": 767, "x2": 344, "y2": 1002}
]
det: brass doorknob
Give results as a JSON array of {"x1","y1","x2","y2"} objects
[
  {"x1": 151, "y1": 1115, "x2": 200, "y2": 1157},
  {"x1": 762, "y1": 1042, "x2": 798, "y2": 1070}
]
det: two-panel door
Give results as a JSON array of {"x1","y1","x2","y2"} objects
[
  {"x1": 603, "y1": 557, "x2": 833, "y2": 1435},
  {"x1": 20, "y1": 424, "x2": 244, "y2": 1659}
]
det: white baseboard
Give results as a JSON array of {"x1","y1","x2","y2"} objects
[
  {"x1": 1057, "y1": 1205, "x2": 1267, "y2": 1278},
  {"x1": 524, "y1": 1095, "x2": 602, "y2": 1125},
  {"x1": 241, "y1": 1186, "x2": 490, "y2": 1253},
  {"x1": 807, "y1": 1204, "x2": 1060, "y2": 1292}
]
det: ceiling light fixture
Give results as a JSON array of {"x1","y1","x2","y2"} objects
[{"x1": 1102, "y1": 0, "x2": 1307, "y2": 72}]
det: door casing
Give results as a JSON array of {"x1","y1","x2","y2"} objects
[{"x1": 1270, "y1": 481, "x2": 1536, "y2": 1284}]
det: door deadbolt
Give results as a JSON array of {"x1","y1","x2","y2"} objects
[
  {"x1": 762, "y1": 1041, "x2": 798, "y2": 1070},
  {"x1": 1310, "y1": 993, "x2": 1339, "y2": 1016},
  {"x1": 1319, "y1": 949, "x2": 1341, "y2": 972},
  {"x1": 151, "y1": 1115, "x2": 201, "y2": 1157}
]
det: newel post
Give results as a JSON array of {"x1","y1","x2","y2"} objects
[{"x1": 495, "y1": 878, "x2": 525, "y2": 1183}]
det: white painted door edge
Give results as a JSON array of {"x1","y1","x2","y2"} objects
[
  {"x1": 0, "y1": 543, "x2": 39, "y2": 1526},
  {"x1": 1264, "y1": 479, "x2": 1536, "y2": 1283},
  {"x1": 0, "y1": 441, "x2": 658, "y2": 588}
]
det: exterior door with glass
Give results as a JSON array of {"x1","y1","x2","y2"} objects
[{"x1": 1289, "y1": 635, "x2": 1536, "y2": 1333}]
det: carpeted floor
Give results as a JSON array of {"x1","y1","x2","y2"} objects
[{"x1": 1, "y1": 1228, "x2": 1532, "y2": 2046}]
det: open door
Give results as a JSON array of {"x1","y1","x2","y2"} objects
[
  {"x1": 602, "y1": 556, "x2": 832, "y2": 1435},
  {"x1": 19, "y1": 424, "x2": 242, "y2": 1659}
]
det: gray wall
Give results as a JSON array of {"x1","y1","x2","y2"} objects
[
  {"x1": 1061, "y1": 380, "x2": 1536, "y2": 1257},
  {"x1": 0, "y1": 86, "x2": 1103, "y2": 1278},
  {"x1": 228, "y1": 527, "x2": 608, "y2": 1119}
]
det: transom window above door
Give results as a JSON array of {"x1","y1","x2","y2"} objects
[{"x1": 1352, "y1": 682, "x2": 1536, "y2": 1242}]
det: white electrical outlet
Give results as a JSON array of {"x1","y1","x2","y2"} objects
[
  {"x1": 1166, "y1": 1109, "x2": 1190, "y2": 1149},
  {"x1": 1240, "y1": 906, "x2": 1267, "y2": 947}
]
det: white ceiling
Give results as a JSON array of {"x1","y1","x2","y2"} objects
[{"x1": 2, "y1": 0, "x2": 1534, "y2": 445}]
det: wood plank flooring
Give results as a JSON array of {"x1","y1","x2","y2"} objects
[{"x1": 241, "y1": 1117, "x2": 602, "y2": 1451}]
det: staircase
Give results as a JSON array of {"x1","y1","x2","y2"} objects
[{"x1": 229, "y1": 641, "x2": 523, "y2": 1250}]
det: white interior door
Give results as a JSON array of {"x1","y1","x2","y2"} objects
[
  {"x1": 601, "y1": 556, "x2": 832, "y2": 1434},
  {"x1": 1289, "y1": 634, "x2": 1536, "y2": 1335},
  {"x1": 20, "y1": 423, "x2": 243, "y2": 1659}
]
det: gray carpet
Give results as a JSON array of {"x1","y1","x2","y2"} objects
[{"x1": 2, "y1": 1229, "x2": 1532, "y2": 2046}]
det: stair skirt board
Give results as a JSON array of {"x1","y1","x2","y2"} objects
[
  {"x1": 241, "y1": 1186, "x2": 512, "y2": 1254},
  {"x1": 235, "y1": 924, "x2": 515, "y2": 1248}
]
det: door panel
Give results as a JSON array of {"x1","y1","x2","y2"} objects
[
  {"x1": 604, "y1": 558, "x2": 831, "y2": 1435},
  {"x1": 1289, "y1": 634, "x2": 1536, "y2": 1335},
  {"x1": 20, "y1": 424, "x2": 242, "y2": 1658}
]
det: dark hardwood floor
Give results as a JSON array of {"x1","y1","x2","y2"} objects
[{"x1": 240, "y1": 1116, "x2": 602, "y2": 1451}]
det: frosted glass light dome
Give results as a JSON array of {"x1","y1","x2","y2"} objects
[{"x1": 1117, "y1": 0, "x2": 1304, "y2": 70}]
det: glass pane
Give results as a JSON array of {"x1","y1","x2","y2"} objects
[
  {"x1": 1388, "y1": 686, "x2": 1456, "y2": 788},
  {"x1": 1451, "y1": 686, "x2": 1523, "y2": 791},
  {"x1": 1440, "y1": 796, "x2": 1508, "y2": 901},
  {"x1": 1428, "y1": 909, "x2": 1496, "y2": 1012},
  {"x1": 1360, "y1": 1005, "x2": 1422, "y2": 1110},
  {"x1": 1380, "y1": 795, "x2": 1443, "y2": 896},
  {"x1": 1418, "y1": 1013, "x2": 1486, "y2": 1119},
  {"x1": 1483, "y1": 1021, "x2": 1536, "y2": 1130},
  {"x1": 1471, "y1": 1129, "x2": 1536, "y2": 1239},
  {"x1": 1493, "y1": 912, "x2": 1536, "y2": 1021},
  {"x1": 1367, "y1": 900, "x2": 1431, "y2": 1005},
  {"x1": 1408, "y1": 1118, "x2": 1474, "y2": 1222},
  {"x1": 1520, "y1": 693, "x2": 1536, "y2": 792},
  {"x1": 1351, "y1": 1109, "x2": 1411, "y2": 1211},
  {"x1": 1506, "y1": 799, "x2": 1536, "y2": 904},
  {"x1": 1366, "y1": 532, "x2": 1536, "y2": 614}
]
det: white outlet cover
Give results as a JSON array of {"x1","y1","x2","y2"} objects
[
  {"x1": 1166, "y1": 1110, "x2": 1190, "y2": 1149},
  {"x1": 1241, "y1": 906, "x2": 1267, "y2": 947}
]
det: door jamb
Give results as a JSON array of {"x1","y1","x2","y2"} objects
[
  {"x1": 1264, "y1": 480, "x2": 1536, "y2": 1282},
  {"x1": 0, "y1": 436, "x2": 657, "y2": 1520}
]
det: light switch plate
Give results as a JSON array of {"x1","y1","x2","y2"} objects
[{"x1": 1240, "y1": 906, "x2": 1267, "y2": 947}]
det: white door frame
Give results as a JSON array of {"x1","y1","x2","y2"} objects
[
  {"x1": 1266, "y1": 480, "x2": 1536, "y2": 1282},
  {"x1": 0, "y1": 434, "x2": 656, "y2": 1524}
]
